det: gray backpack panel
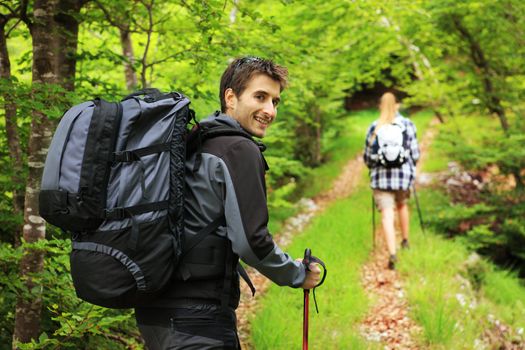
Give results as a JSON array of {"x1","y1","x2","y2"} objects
[
  {"x1": 40, "y1": 89, "x2": 192, "y2": 308},
  {"x1": 41, "y1": 101, "x2": 95, "y2": 192}
]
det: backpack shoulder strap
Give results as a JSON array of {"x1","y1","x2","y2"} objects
[{"x1": 182, "y1": 216, "x2": 226, "y2": 256}]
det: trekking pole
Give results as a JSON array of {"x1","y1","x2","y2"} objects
[
  {"x1": 412, "y1": 183, "x2": 425, "y2": 234},
  {"x1": 372, "y1": 194, "x2": 376, "y2": 250},
  {"x1": 302, "y1": 249, "x2": 327, "y2": 350},
  {"x1": 302, "y1": 249, "x2": 311, "y2": 350}
]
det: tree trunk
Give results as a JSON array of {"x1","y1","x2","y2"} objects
[
  {"x1": 13, "y1": 0, "x2": 82, "y2": 346},
  {"x1": 0, "y1": 19, "x2": 25, "y2": 246},
  {"x1": 230, "y1": 0, "x2": 239, "y2": 23},
  {"x1": 12, "y1": 0, "x2": 58, "y2": 345},
  {"x1": 434, "y1": 110, "x2": 445, "y2": 124},
  {"x1": 120, "y1": 27, "x2": 137, "y2": 91},
  {"x1": 55, "y1": 0, "x2": 82, "y2": 91},
  {"x1": 294, "y1": 105, "x2": 322, "y2": 167}
]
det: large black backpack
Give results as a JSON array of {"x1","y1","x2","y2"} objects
[{"x1": 39, "y1": 88, "x2": 202, "y2": 308}]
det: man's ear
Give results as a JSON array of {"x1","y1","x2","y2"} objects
[{"x1": 225, "y1": 88, "x2": 237, "y2": 112}]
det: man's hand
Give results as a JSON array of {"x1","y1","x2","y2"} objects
[{"x1": 297, "y1": 259, "x2": 321, "y2": 290}]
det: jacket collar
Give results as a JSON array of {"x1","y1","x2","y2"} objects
[
  {"x1": 199, "y1": 111, "x2": 267, "y2": 153},
  {"x1": 200, "y1": 111, "x2": 243, "y2": 131}
]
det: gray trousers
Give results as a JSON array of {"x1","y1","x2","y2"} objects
[{"x1": 135, "y1": 304, "x2": 240, "y2": 350}]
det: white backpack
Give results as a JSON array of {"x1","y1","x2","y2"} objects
[{"x1": 373, "y1": 120, "x2": 409, "y2": 168}]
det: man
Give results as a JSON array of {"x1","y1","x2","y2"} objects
[{"x1": 135, "y1": 56, "x2": 321, "y2": 349}]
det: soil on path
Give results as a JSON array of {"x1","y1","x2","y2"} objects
[
  {"x1": 358, "y1": 121, "x2": 437, "y2": 350},
  {"x1": 359, "y1": 249, "x2": 422, "y2": 350}
]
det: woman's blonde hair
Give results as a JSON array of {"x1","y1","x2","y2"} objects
[{"x1": 369, "y1": 92, "x2": 398, "y2": 145}]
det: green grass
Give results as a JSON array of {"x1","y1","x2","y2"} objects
[
  {"x1": 483, "y1": 269, "x2": 525, "y2": 327},
  {"x1": 400, "y1": 188, "x2": 525, "y2": 348},
  {"x1": 251, "y1": 177, "x2": 379, "y2": 349},
  {"x1": 420, "y1": 121, "x2": 449, "y2": 173},
  {"x1": 399, "y1": 223, "x2": 480, "y2": 349},
  {"x1": 409, "y1": 109, "x2": 435, "y2": 138},
  {"x1": 398, "y1": 114, "x2": 525, "y2": 348}
]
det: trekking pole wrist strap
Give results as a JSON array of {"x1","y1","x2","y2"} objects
[{"x1": 302, "y1": 249, "x2": 327, "y2": 314}]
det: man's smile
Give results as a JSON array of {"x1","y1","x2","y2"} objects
[{"x1": 254, "y1": 115, "x2": 271, "y2": 125}]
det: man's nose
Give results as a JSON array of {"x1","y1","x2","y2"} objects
[{"x1": 262, "y1": 100, "x2": 276, "y2": 119}]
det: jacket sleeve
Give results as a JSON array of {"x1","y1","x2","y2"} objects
[
  {"x1": 219, "y1": 139, "x2": 306, "y2": 288},
  {"x1": 407, "y1": 120, "x2": 420, "y2": 164},
  {"x1": 363, "y1": 124, "x2": 376, "y2": 168}
]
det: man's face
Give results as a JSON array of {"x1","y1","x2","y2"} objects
[{"x1": 225, "y1": 73, "x2": 281, "y2": 138}]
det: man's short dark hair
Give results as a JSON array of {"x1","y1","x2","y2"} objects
[{"x1": 219, "y1": 56, "x2": 288, "y2": 113}]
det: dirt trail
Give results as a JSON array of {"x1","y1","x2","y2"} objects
[
  {"x1": 237, "y1": 154, "x2": 365, "y2": 349},
  {"x1": 237, "y1": 121, "x2": 436, "y2": 349},
  {"x1": 358, "y1": 121, "x2": 437, "y2": 349}
]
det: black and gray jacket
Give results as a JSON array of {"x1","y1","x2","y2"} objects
[{"x1": 148, "y1": 112, "x2": 306, "y2": 308}]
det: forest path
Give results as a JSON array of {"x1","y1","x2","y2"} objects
[{"x1": 358, "y1": 121, "x2": 437, "y2": 349}]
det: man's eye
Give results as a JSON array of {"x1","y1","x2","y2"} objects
[
  {"x1": 255, "y1": 95, "x2": 264, "y2": 100},
  {"x1": 273, "y1": 100, "x2": 280, "y2": 107}
]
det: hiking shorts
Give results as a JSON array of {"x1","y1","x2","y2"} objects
[
  {"x1": 135, "y1": 304, "x2": 240, "y2": 350},
  {"x1": 373, "y1": 189, "x2": 410, "y2": 211}
]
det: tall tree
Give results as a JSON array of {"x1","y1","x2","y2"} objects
[
  {"x1": 12, "y1": 0, "x2": 85, "y2": 346},
  {"x1": 0, "y1": 2, "x2": 26, "y2": 246}
]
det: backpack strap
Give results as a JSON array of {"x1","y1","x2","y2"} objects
[
  {"x1": 185, "y1": 124, "x2": 262, "y2": 298},
  {"x1": 237, "y1": 263, "x2": 256, "y2": 297},
  {"x1": 111, "y1": 143, "x2": 170, "y2": 162},
  {"x1": 178, "y1": 216, "x2": 226, "y2": 281},
  {"x1": 103, "y1": 201, "x2": 169, "y2": 219},
  {"x1": 221, "y1": 240, "x2": 235, "y2": 309},
  {"x1": 178, "y1": 215, "x2": 257, "y2": 301},
  {"x1": 182, "y1": 216, "x2": 226, "y2": 256}
]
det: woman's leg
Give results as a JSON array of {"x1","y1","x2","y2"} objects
[
  {"x1": 397, "y1": 202, "x2": 410, "y2": 242},
  {"x1": 381, "y1": 206, "x2": 397, "y2": 256}
]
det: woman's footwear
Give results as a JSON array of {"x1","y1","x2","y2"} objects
[{"x1": 388, "y1": 254, "x2": 397, "y2": 270}]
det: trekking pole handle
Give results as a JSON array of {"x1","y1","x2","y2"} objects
[
  {"x1": 302, "y1": 248, "x2": 327, "y2": 289},
  {"x1": 303, "y1": 248, "x2": 312, "y2": 269}
]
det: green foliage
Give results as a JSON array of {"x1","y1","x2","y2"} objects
[
  {"x1": 252, "y1": 180, "x2": 374, "y2": 349},
  {"x1": 0, "y1": 238, "x2": 139, "y2": 350},
  {"x1": 424, "y1": 114, "x2": 525, "y2": 275}
]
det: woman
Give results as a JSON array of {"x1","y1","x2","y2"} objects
[{"x1": 363, "y1": 92, "x2": 420, "y2": 269}]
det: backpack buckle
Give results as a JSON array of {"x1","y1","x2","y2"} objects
[
  {"x1": 113, "y1": 150, "x2": 139, "y2": 163},
  {"x1": 104, "y1": 207, "x2": 127, "y2": 219}
]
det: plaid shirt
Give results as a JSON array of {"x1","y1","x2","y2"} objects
[{"x1": 363, "y1": 115, "x2": 420, "y2": 191}]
